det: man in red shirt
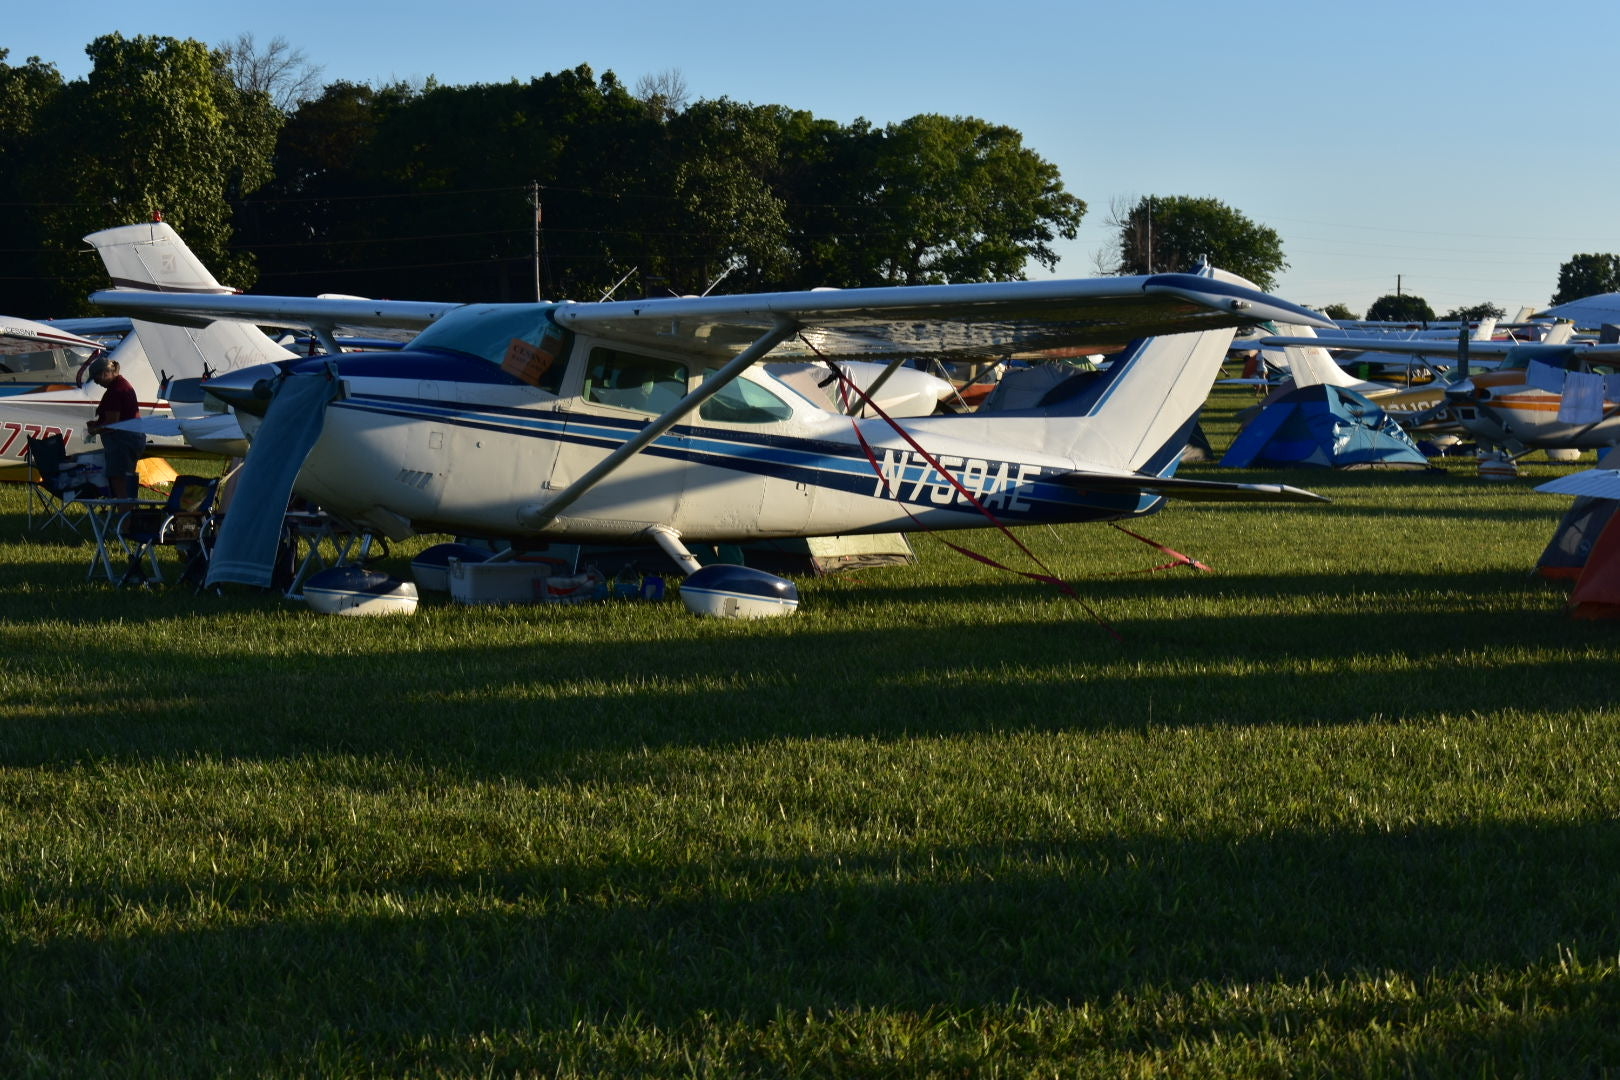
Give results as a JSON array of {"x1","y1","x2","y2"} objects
[{"x1": 84, "y1": 356, "x2": 145, "y2": 499}]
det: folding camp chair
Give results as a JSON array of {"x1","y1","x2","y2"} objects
[
  {"x1": 25, "y1": 434, "x2": 99, "y2": 538},
  {"x1": 114, "y1": 474, "x2": 220, "y2": 587}
]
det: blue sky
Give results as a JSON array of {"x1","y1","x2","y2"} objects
[{"x1": 11, "y1": 0, "x2": 1620, "y2": 316}]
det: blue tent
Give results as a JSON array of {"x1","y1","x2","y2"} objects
[{"x1": 1220, "y1": 385, "x2": 1428, "y2": 469}]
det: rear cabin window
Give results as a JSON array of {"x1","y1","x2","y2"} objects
[
  {"x1": 699, "y1": 372, "x2": 795, "y2": 424},
  {"x1": 583, "y1": 348, "x2": 689, "y2": 414}
]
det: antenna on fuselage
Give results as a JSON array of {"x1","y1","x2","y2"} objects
[
  {"x1": 700, "y1": 264, "x2": 735, "y2": 297},
  {"x1": 598, "y1": 267, "x2": 638, "y2": 302}
]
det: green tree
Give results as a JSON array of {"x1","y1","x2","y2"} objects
[
  {"x1": 242, "y1": 66, "x2": 657, "y2": 302},
  {"x1": 24, "y1": 34, "x2": 282, "y2": 312},
  {"x1": 1365, "y1": 293, "x2": 1435, "y2": 322},
  {"x1": 1112, "y1": 195, "x2": 1287, "y2": 291},
  {"x1": 659, "y1": 98, "x2": 794, "y2": 293},
  {"x1": 858, "y1": 115, "x2": 1083, "y2": 285},
  {"x1": 1442, "y1": 301, "x2": 1506, "y2": 321},
  {"x1": 1551, "y1": 253, "x2": 1620, "y2": 305},
  {"x1": 1320, "y1": 302, "x2": 1358, "y2": 320},
  {"x1": 0, "y1": 50, "x2": 66, "y2": 314}
]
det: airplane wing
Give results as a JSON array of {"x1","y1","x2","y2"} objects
[
  {"x1": 86, "y1": 291, "x2": 461, "y2": 337},
  {"x1": 1540, "y1": 293, "x2": 1620, "y2": 327},
  {"x1": 0, "y1": 316, "x2": 106, "y2": 355},
  {"x1": 549, "y1": 273, "x2": 1334, "y2": 363},
  {"x1": 1055, "y1": 471, "x2": 1329, "y2": 503},
  {"x1": 41, "y1": 316, "x2": 132, "y2": 337},
  {"x1": 92, "y1": 273, "x2": 1332, "y2": 363},
  {"x1": 1535, "y1": 469, "x2": 1620, "y2": 500},
  {"x1": 1260, "y1": 335, "x2": 1620, "y2": 360}
]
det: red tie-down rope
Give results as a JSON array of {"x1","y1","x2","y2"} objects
[
  {"x1": 1107, "y1": 523, "x2": 1212, "y2": 574},
  {"x1": 805, "y1": 341, "x2": 1123, "y2": 639}
]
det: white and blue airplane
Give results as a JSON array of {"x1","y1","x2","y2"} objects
[{"x1": 89, "y1": 220, "x2": 1333, "y2": 585}]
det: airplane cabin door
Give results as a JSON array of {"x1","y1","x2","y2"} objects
[{"x1": 555, "y1": 344, "x2": 690, "y2": 531}]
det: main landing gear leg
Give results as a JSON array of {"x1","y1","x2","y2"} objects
[{"x1": 644, "y1": 525, "x2": 703, "y2": 575}]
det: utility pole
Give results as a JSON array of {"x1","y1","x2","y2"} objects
[
  {"x1": 1396, "y1": 274, "x2": 1402, "y2": 298},
  {"x1": 529, "y1": 180, "x2": 543, "y2": 301},
  {"x1": 1145, "y1": 196, "x2": 1153, "y2": 274}
]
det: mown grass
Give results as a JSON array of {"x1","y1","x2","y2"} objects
[{"x1": 3, "y1": 386, "x2": 1619, "y2": 1077}]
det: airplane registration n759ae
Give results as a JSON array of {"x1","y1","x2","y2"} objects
[{"x1": 90, "y1": 221, "x2": 1331, "y2": 580}]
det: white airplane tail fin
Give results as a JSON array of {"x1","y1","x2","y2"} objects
[
  {"x1": 83, "y1": 222, "x2": 295, "y2": 386},
  {"x1": 1541, "y1": 320, "x2": 1575, "y2": 345},
  {"x1": 1263, "y1": 322, "x2": 1391, "y2": 397},
  {"x1": 982, "y1": 268, "x2": 1255, "y2": 475},
  {"x1": 1042, "y1": 324, "x2": 1235, "y2": 474},
  {"x1": 1472, "y1": 317, "x2": 1497, "y2": 341}
]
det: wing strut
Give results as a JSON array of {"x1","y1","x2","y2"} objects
[{"x1": 517, "y1": 316, "x2": 799, "y2": 530}]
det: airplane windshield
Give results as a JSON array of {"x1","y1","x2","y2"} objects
[{"x1": 410, "y1": 303, "x2": 569, "y2": 393}]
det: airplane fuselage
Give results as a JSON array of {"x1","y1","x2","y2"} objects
[
  {"x1": 270, "y1": 345, "x2": 1163, "y2": 544},
  {"x1": 1453, "y1": 370, "x2": 1620, "y2": 450}
]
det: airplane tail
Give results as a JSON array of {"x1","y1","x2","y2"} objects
[
  {"x1": 973, "y1": 267, "x2": 1255, "y2": 476},
  {"x1": 1041, "y1": 324, "x2": 1234, "y2": 475},
  {"x1": 83, "y1": 222, "x2": 295, "y2": 389},
  {"x1": 1263, "y1": 322, "x2": 1390, "y2": 397},
  {"x1": 1541, "y1": 320, "x2": 1575, "y2": 345}
]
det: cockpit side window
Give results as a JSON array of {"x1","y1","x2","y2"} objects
[{"x1": 583, "y1": 347, "x2": 689, "y2": 414}]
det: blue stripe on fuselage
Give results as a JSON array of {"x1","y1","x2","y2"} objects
[{"x1": 330, "y1": 392, "x2": 1152, "y2": 522}]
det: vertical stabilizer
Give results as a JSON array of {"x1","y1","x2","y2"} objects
[
  {"x1": 990, "y1": 267, "x2": 1281, "y2": 474},
  {"x1": 1267, "y1": 323, "x2": 1390, "y2": 398},
  {"x1": 83, "y1": 222, "x2": 296, "y2": 384},
  {"x1": 1049, "y1": 324, "x2": 1237, "y2": 473},
  {"x1": 1541, "y1": 320, "x2": 1575, "y2": 345}
]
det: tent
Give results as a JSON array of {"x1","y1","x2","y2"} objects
[
  {"x1": 1569, "y1": 514, "x2": 1620, "y2": 619},
  {"x1": 1537, "y1": 496, "x2": 1620, "y2": 579},
  {"x1": 1220, "y1": 385, "x2": 1429, "y2": 469},
  {"x1": 1535, "y1": 446, "x2": 1620, "y2": 605}
]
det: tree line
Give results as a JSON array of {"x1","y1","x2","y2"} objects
[
  {"x1": 3, "y1": 34, "x2": 1099, "y2": 315},
  {"x1": 15, "y1": 33, "x2": 1600, "y2": 324}
]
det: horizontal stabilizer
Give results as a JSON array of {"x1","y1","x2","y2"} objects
[
  {"x1": 1055, "y1": 470, "x2": 1329, "y2": 503},
  {"x1": 106, "y1": 416, "x2": 184, "y2": 437}
]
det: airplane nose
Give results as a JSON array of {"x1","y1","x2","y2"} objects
[{"x1": 202, "y1": 361, "x2": 287, "y2": 417}]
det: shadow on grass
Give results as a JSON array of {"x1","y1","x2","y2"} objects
[
  {"x1": 0, "y1": 561, "x2": 1610, "y2": 772},
  {"x1": 4, "y1": 820, "x2": 1619, "y2": 1072}
]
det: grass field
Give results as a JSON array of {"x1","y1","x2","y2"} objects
[{"x1": 4, "y1": 386, "x2": 1620, "y2": 1077}]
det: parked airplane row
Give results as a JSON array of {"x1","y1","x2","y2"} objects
[
  {"x1": 24, "y1": 219, "x2": 1620, "y2": 610},
  {"x1": 1245, "y1": 319, "x2": 1620, "y2": 458}
]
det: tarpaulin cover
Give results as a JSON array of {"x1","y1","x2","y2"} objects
[{"x1": 206, "y1": 368, "x2": 339, "y2": 587}]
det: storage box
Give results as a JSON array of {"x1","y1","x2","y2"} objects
[
  {"x1": 447, "y1": 557, "x2": 554, "y2": 605},
  {"x1": 411, "y1": 542, "x2": 491, "y2": 593}
]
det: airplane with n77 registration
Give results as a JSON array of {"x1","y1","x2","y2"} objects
[
  {"x1": 90, "y1": 222, "x2": 1334, "y2": 584},
  {"x1": 0, "y1": 226, "x2": 296, "y2": 480}
]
